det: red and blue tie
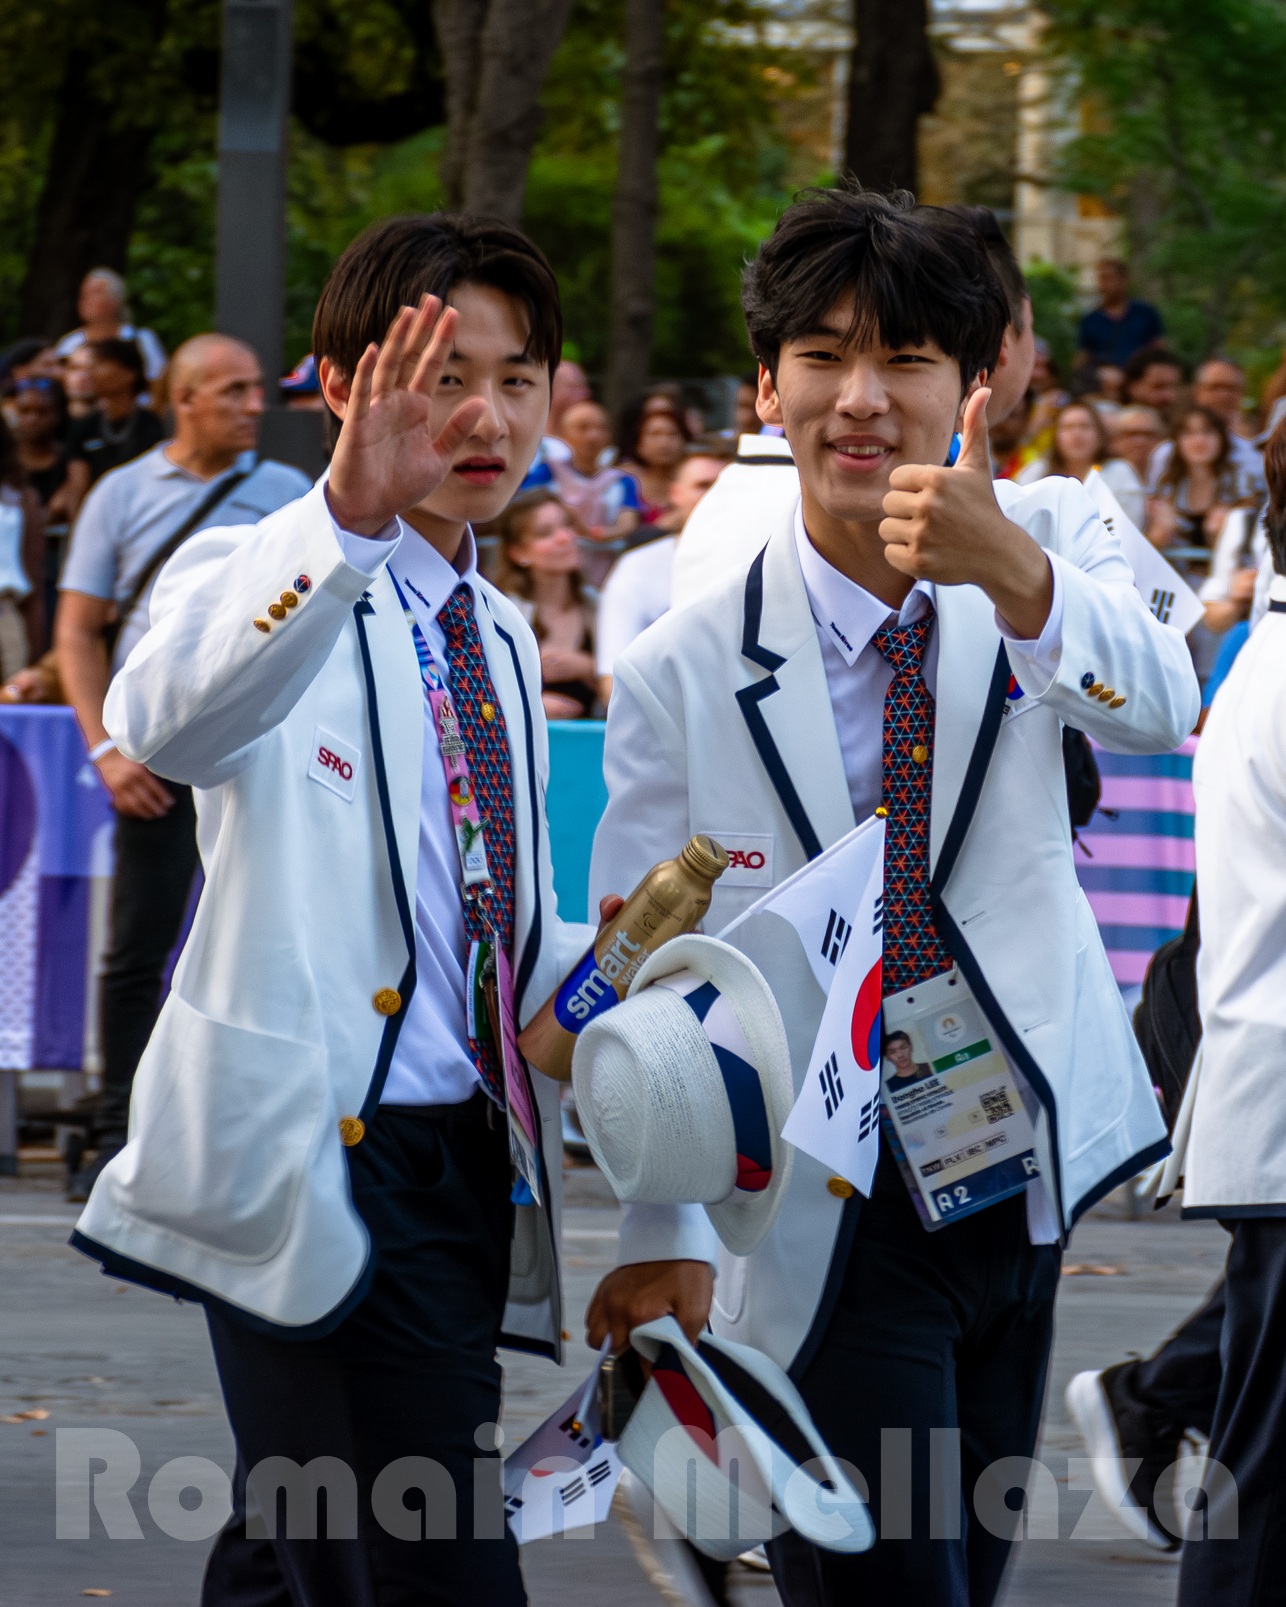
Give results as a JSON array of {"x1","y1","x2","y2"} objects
[
  {"x1": 440, "y1": 584, "x2": 516, "y2": 1105},
  {"x1": 873, "y1": 608, "x2": 953, "y2": 995}
]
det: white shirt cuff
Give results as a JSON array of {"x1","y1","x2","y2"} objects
[
  {"x1": 617, "y1": 1202, "x2": 720, "y2": 1272},
  {"x1": 324, "y1": 486, "x2": 402, "y2": 575},
  {"x1": 994, "y1": 553, "x2": 1064, "y2": 696}
]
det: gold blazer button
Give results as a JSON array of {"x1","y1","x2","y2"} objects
[
  {"x1": 1086, "y1": 682, "x2": 1103, "y2": 697},
  {"x1": 268, "y1": 603, "x2": 287, "y2": 621},
  {"x1": 826, "y1": 1176, "x2": 855, "y2": 1199},
  {"x1": 373, "y1": 988, "x2": 402, "y2": 1016},
  {"x1": 253, "y1": 618, "x2": 271, "y2": 634},
  {"x1": 1110, "y1": 695, "x2": 1127, "y2": 708},
  {"x1": 280, "y1": 591, "x2": 299, "y2": 608},
  {"x1": 338, "y1": 1116, "x2": 365, "y2": 1146}
]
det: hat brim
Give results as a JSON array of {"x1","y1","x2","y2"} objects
[{"x1": 629, "y1": 935, "x2": 794, "y2": 1258}]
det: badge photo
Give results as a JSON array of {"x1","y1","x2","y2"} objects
[{"x1": 308, "y1": 725, "x2": 361, "y2": 803}]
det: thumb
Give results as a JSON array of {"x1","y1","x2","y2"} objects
[{"x1": 954, "y1": 385, "x2": 992, "y2": 473}]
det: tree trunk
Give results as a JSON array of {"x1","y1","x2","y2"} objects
[
  {"x1": 431, "y1": 0, "x2": 490, "y2": 208},
  {"x1": 433, "y1": 0, "x2": 577, "y2": 223},
  {"x1": 18, "y1": 44, "x2": 165, "y2": 341},
  {"x1": 604, "y1": 0, "x2": 664, "y2": 428},
  {"x1": 844, "y1": 0, "x2": 939, "y2": 196}
]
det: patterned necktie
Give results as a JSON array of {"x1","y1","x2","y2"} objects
[
  {"x1": 439, "y1": 584, "x2": 516, "y2": 1104},
  {"x1": 873, "y1": 608, "x2": 953, "y2": 995}
]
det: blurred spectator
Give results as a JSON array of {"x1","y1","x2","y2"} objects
[
  {"x1": 1151, "y1": 359, "x2": 1267, "y2": 495},
  {"x1": 596, "y1": 449, "x2": 727, "y2": 704},
  {"x1": 1201, "y1": 498, "x2": 1268, "y2": 637},
  {"x1": 63, "y1": 343, "x2": 98, "y2": 420},
  {"x1": 524, "y1": 398, "x2": 640, "y2": 586},
  {"x1": 63, "y1": 339, "x2": 165, "y2": 504},
  {"x1": 1124, "y1": 347, "x2": 1182, "y2": 418},
  {"x1": 0, "y1": 412, "x2": 45, "y2": 677},
  {"x1": 1022, "y1": 339, "x2": 1070, "y2": 461},
  {"x1": 1, "y1": 649, "x2": 62, "y2": 704},
  {"x1": 521, "y1": 359, "x2": 594, "y2": 478},
  {"x1": 990, "y1": 393, "x2": 1032, "y2": 480},
  {"x1": 734, "y1": 370, "x2": 761, "y2": 435},
  {"x1": 618, "y1": 398, "x2": 690, "y2": 522},
  {"x1": 280, "y1": 353, "x2": 325, "y2": 412},
  {"x1": 13, "y1": 377, "x2": 75, "y2": 518},
  {"x1": 494, "y1": 489, "x2": 598, "y2": 720},
  {"x1": 53, "y1": 268, "x2": 166, "y2": 381},
  {"x1": 1146, "y1": 405, "x2": 1248, "y2": 552},
  {"x1": 1077, "y1": 258, "x2": 1164, "y2": 370},
  {"x1": 1110, "y1": 406, "x2": 1166, "y2": 483},
  {"x1": 1016, "y1": 400, "x2": 1111, "y2": 486},
  {"x1": 1260, "y1": 349, "x2": 1286, "y2": 421}
]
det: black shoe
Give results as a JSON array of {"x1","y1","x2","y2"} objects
[
  {"x1": 66, "y1": 1145, "x2": 122, "y2": 1205},
  {"x1": 1066, "y1": 1363, "x2": 1185, "y2": 1549}
]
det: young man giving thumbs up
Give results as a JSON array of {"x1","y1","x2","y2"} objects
[{"x1": 585, "y1": 188, "x2": 1198, "y2": 1604}]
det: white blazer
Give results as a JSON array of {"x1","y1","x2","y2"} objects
[
  {"x1": 77, "y1": 483, "x2": 591, "y2": 1355},
  {"x1": 590, "y1": 476, "x2": 1198, "y2": 1373},
  {"x1": 1181, "y1": 574, "x2": 1286, "y2": 1215}
]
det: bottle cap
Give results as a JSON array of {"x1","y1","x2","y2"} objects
[{"x1": 680, "y1": 834, "x2": 730, "y2": 882}]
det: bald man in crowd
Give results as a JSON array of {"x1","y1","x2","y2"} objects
[
  {"x1": 57, "y1": 333, "x2": 312, "y2": 1200},
  {"x1": 1149, "y1": 356, "x2": 1266, "y2": 493}
]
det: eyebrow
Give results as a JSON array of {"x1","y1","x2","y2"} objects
[{"x1": 447, "y1": 347, "x2": 539, "y2": 366}]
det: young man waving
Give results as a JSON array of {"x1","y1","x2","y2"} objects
[
  {"x1": 75, "y1": 216, "x2": 597, "y2": 1607},
  {"x1": 586, "y1": 188, "x2": 1198, "y2": 1604}
]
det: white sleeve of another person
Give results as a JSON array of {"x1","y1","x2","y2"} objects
[{"x1": 595, "y1": 539, "x2": 674, "y2": 677}]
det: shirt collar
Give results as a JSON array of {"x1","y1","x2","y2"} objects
[
  {"x1": 793, "y1": 503, "x2": 934, "y2": 668},
  {"x1": 154, "y1": 445, "x2": 256, "y2": 482},
  {"x1": 390, "y1": 523, "x2": 480, "y2": 621}
]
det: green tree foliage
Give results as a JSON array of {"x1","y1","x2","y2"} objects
[{"x1": 1041, "y1": 0, "x2": 1286, "y2": 364}]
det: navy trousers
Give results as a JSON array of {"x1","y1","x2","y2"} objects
[
  {"x1": 767, "y1": 1145, "x2": 1061, "y2": 1607},
  {"x1": 1120, "y1": 1278, "x2": 1225, "y2": 1439},
  {"x1": 1179, "y1": 1220, "x2": 1286, "y2": 1607},
  {"x1": 201, "y1": 1098, "x2": 524, "y2": 1607}
]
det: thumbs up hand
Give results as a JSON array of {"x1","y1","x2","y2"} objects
[{"x1": 879, "y1": 385, "x2": 1054, "y2": 639}]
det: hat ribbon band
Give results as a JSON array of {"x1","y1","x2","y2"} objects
[{"x1": 683, "y1": 983, "x2": 773, "y2": 1193}]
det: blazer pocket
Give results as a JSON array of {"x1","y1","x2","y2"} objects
[{"x1": 120, "y1": 994, "x2": 326, "y2": 1262}]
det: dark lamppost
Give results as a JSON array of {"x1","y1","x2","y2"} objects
[{"x1": 216, "y1": 0, "x2": 325, "y2": 475}]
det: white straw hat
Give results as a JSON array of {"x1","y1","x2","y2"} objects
[
  {"x1": 616, "y1": 1314, "x2": 874, "y2": 1561},
  {"x1": 570, "y1": 934, "x2": 794, "y2": 1257}
]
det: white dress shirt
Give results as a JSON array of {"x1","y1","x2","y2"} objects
[{"x1": 333, "y1": 514, "x2": 485, "y2": 1106}]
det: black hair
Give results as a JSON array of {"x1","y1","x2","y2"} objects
[
  {"x1": 0, "y1": 410, "x2": 21, "y2": 488},
  {"x1": 312, "y1": 213, "x2": 562, "y2": 385},
  {"x1": 1124, "y1": 344, "x2": 1182, "y2": 385},
  {"x1": 1261, "y1": 414, "x2": 1286, "y2": 574},
  {"x1": 884, "y1": 1030, "x2": 911, "y2": 1047},
  {"x1": 943, "y1": 204, "x2": 1027, "y2": 334},
  {"x1": 88, "y1": 337, "x2": 146, "y2": 395},
  {"x1": 0, "y1": 337, "x2": 50, "y2": 389},
  {"x1": 741, "y1": 185, "x2": 1009, "y2": 389}
]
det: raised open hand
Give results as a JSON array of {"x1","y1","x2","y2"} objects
[{"x1": 325, "y1": 296, "x2": 488, "y2": 536}]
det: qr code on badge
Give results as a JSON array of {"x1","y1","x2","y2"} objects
[{"x1": 979, "y1": 1088, "x2": 1014, "y2": 1124}]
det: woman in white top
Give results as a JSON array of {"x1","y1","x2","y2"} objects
[
  {"x1": 1014, "y1": 401, "x2": 1145, "y2": 523},
  {"x1": 0, "y1": 413, "x2": 46, "y2": 681},
  {"x1": 53, "y1": 269, "x2": 167, "y2": 382}
]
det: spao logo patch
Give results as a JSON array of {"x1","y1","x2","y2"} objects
[
  {"x1": 707, "y1": 832, "x2": 773, "y2": 888},
  {"x1": 308, "y1": 725, "x2": 361, "y2": 802}
]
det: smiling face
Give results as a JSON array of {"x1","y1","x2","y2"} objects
[{"x1": 758, "y1": 292, "x2": 971, "y2": 527}]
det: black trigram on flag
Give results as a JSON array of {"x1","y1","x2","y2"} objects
[
  {"x1": 857, "y1": 1095, "x2": 880, "y2": 1142},
  {"x1": 821, "y1": 909, "x2": 852, "y2": 966},
  {"x1": 559, "y1": 1413, "x2": 592, "y2": 1450},
  {"x1": 872, "y1": 893, "x2": 885, "y2": 936},
  {"x1": 587, "y1": 1459, "x2": 613, "y2": 1488},
  {"x1": 1150, "y1": 587, "x2": 1175, "y2": 624},
  {"x1": 820, "y1": 1053, "x2": 844, "y2": 1118},
  {"x1": 560, "y1": 1476, "x2": 587, "y2": 1507}
]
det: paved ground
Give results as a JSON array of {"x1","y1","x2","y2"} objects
[{"x1": 0, "y1": 1160, "x2": 1226, "y2": 1605}]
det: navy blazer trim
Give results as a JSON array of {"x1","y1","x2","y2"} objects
[
  {"x1": 354, "y1": 597, "x2": 416, "y2": 1125},
  {"x1": 1075, "y1": 1138, "x2": 1170, "y2": 1223},
  {"x1": 69, "y1": 1228, "x2": 376, "y2": 1340},
  {"x1": 490, "y1": 615, "x2": 542, "y2": 1019},
  {"x1": 741, "y1": 547, "x2": 787, "y2": 673}
]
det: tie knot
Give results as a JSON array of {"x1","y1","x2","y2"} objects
[
  {"x1": 439, "y1": 582, "x2": 474, "y2": 638},
  {"x1": 873, "y1": 611, "x2": 933, "y2": 678}
]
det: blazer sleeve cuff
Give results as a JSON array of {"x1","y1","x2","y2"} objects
[
  {"x1": 617, "y1": 1202, "x2": 720, "y2": 1271},
  {"x1": 994, "y1": 551, "x2": 1065, "y2": 697}
]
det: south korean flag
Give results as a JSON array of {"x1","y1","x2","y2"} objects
[{"x1": 779, "y1": 815, "x2": 886, "y2": 1198}]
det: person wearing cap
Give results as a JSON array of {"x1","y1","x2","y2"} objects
[{"x1": 585, "y1": 185, "x2": 1197, "y2": 1605}]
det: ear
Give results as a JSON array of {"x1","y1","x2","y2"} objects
[
  {"x1": 318, "y1": 356, "x2": 350, "y2": 421},
  {"x1": 954, "y1": 374, "x2": 983, "y2": 435},
  {"x1": 756, "y1": 362, "x2": 783, "y2": 427}
]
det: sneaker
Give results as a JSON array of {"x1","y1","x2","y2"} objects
[
  {"x1": 66, "y1": 1146, "x2": 121, "y2": 1205},
  {"x1": 1065, "y1": 1365, "x2": 1183, "y2": 1550}
]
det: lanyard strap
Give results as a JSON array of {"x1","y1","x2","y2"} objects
[{"x1": 390, "y1": 571, "x2": 494, "y2": 900}]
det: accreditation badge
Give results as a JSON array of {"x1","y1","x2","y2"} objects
[{"x1": 880, "y1": 969, "x2": 1042, "y2": 1231}]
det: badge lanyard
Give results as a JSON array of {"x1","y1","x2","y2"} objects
[{"x1": 389, "y1": 571, "x2": 545, "y2": 1205}]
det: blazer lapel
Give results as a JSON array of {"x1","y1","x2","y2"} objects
[
  {"x1": 929, "y1": 585, "x2": 1008, "y2": 877},
  {"x1": 736, "y1": 520, "x2": 855, "y2": 860}
]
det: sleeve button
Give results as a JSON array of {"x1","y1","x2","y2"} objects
[
  {"x1": 826, "y1": 1176, "x2": 855, "y2": 1199},
  {"x1": 253, "y1": 618, "x2": 271, "y2": 633}
]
